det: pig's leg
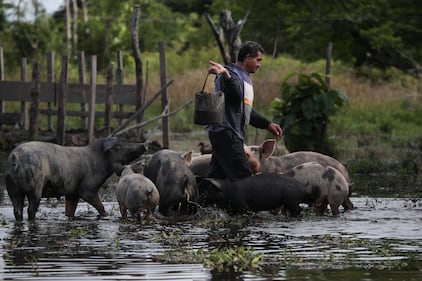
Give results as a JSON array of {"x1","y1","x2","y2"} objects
[
  {"x1": 329, "y1": 202, "x2": 340, "y2": 216},
  {"x1": 65, "y1": 196, "x2": 79, "y2": 218},
  {"x1": 119, "y1": 204, "x2": 128, "y2": 219},
  {"x1": 131, "y1": 210, "x2": 141, "y2": 222},
  {"x1": 342, "y1": 198, "x2": 354, "y2": 210},
  {"x1": 314, "y1": 197, "x2": 328, "y2": 215},
  {"x1": 82, "y1": 194, "x2": 106, "y2": 217},
  {"x1": 145, "y1": 208, "x2": 153, "y2": 221},
  {"x1": 12, "y1": 194, "x2": 25, "y2": 221},
  {"x1": 5, "y1": 177, "x2": 25, "y2": 221},
  {"x1": 27, "y1": 194, "x2": 41, "y2": 220}
]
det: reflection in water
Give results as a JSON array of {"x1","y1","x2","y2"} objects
[{"x1": 0, "y1": 194, "x2": 421, "y2": 280}]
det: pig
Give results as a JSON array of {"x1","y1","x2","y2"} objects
[
  {"x1": 282, "y1": 162, "x2": 351, "y2": 215},
  {"x1": 116, "y1": 165, "x2": 159, "y2": 221},
  {"x1": 189, "y1": 139, "x2": 351, "y2": 183},
  {"x1": 189, "y1": 154, "x2": 212, "y2": 177},
  {"x1": 4, "y1": 137, "x2": 147, "y2": 221},
  {"x1": 244, "y1": 139, "x2": 351, "y2": 183},
  {"x1": 198, "y1": 173, "x2": 320, "y2": 217},
  {"x1": 188, "y1": 147, "x2": 261, "y2": 178},
  {"x1": 244, "y1": 139, "x2": 354, "y2": 210},
  {"x1": 143, "y1": 149, "x2": 198, "y2": 216}
]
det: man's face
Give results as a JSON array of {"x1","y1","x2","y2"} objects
[{"x1": 244, "y1": 51, "x2": 263, "y2": 74}]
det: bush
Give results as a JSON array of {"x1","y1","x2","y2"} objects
[{"x1": 271, "y1": 72, "x2": 349, "y2": 154}]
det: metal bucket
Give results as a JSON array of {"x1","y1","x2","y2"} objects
[
  {"x1": 193, "y1": 91, "x2": 225, "y2": 125},
  {"x1": 193, "y1": 73, "x2": 225, "y2": 125}
]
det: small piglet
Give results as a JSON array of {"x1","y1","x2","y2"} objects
[
  {"x1": 143, "y1": 149, "x2": 198, "y2": 216},
  {"x1": 282, "y1": 162, "x2": 352, "y2": 215},
  {"x1": 198, "y1": 173, "x2": 319, "y2": 217},
  {"x1": 116, "y1": 166, "x2": 160, "y2": 221},
  {"x1": 5, "y1": 137, "x2": 147, "y2": 220}
]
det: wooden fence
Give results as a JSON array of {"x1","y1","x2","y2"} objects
[{"x1": 0, "y1": 48, "x2": 143, "y2": 144}]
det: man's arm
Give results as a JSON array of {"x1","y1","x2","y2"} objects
[{"x1": 250, "y1": 109, "x2": 283, "y2": 138}]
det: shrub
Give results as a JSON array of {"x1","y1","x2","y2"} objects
[{"x1": 271, "y1": 72, "x2": 349, "y2": 154}]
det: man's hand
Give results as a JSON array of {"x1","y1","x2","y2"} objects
[
  {"x1": 208, "y1": 60, "x2": 231, "y2": 79},
  {"x1": 267, "y1": 122, "x2": 283, "y2": 139}
]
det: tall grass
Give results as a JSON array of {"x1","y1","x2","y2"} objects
[{"x1": 3, "y1": 47, "x2": 421, "y2": 145}]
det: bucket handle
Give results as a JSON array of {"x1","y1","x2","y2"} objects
[{"x1": 201, "y1": 73, "x2": 209, "y2": 93}]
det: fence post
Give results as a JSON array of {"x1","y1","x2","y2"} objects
[
  {"x1": 78, "y1": 51, "x2": 87, "y2": 129},
  {"x1": 159, "y1": 41, "x2": 169, "y2": 148},
  {"x1": 325, "y1": 42, "x2": 332, "y2": 85},
  {"x1": 57, "y1": 56, "x2": 68, "y2": 145},
  {"x1": 29, "y1": 62, "x2": 41, "y2": 138},
  {"x1": 0, "y1": 47, "x2": 4, "y2": 114},
  {"x1": 116, "y1": 50, "x2": 124, "y2": 126},
  {"x1": 20, "y1": 57, "x2": 29, "y2": 129},
  {"x1": 47, "y1": 52, "x2": 55, "y2": 130},
  {"x1": 88, "y1": 55, "x2": 97, "y2": 143},
  {"x1": 105, "y1": 62, "x2": 114, "y2": 135}
]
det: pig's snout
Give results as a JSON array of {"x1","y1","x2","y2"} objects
[{"x1": 244, "y1": 148, "x2": 260, "y2": 174}]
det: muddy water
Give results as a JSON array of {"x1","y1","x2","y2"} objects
[
  {"x1": 0, "y1": 131, "x2": 421, "y2": 280},
  {"x1": 0, "y1": 189, "x2": 421, "y2": 280}
]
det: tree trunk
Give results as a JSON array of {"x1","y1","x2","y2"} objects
[{"x1": 131, "y1": 5, "x2": 143, "y2": 125}]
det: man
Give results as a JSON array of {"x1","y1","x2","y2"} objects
[{"x1": 206, "y1": 41, "x2": 282, "y2": 181}]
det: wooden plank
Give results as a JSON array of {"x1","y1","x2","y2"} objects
[
  {"x1": 0, "y1": 47, "x2": 4, "y2": 113},
  {"x1": 57, "y1": 55, "x2": 68, "y2": 145},
  {"x1": 0, "y1": 81, "x2": 137, "y2": 104},
  {"x1": 47, "y1": 52, "x2": 55, "y2": 130},
  {"x1": 88, "y1": 55, "x2": 97, "y2": 143},
  {"x1": 20, "y1": 57, "x2": 29, "y2": 129},
  {"x1": 39, "y1": 109, "x2": 134, "y2": 119},
  {"x1": 78, "y1": 51, "x2": 88, "y2": 129},
  {"x1": 29, "y1": 62, "x2": 41, "y2": 137},
  {"x1": 0, "y1": 113, "x2": 21, "y2": 126},
  {"x1": 105, "y1": 62, "x2": 114, "y2": 134}
]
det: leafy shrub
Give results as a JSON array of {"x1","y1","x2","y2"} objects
[{"x1": 271, "y1": 72, "x2": 349, "y2": 154}]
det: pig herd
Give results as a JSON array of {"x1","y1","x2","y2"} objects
[{"x1": 4, "y1": 137, "x2": 354, "y2": 221}]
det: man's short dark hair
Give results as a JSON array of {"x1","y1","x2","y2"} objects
[{"x1": 237, "y1": 41, "x2": 264, "y2": 62}]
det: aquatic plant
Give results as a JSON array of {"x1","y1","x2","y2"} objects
[
  {"x1": 203, "y1": 246, "x2": 263, "y2": 273},
  {"x1": 69, "y1": 227, "x2": 85, "y2": 238},
  {"x1": 153, "y1": 245, "x2": 264, "y2": 273},
  {"x1": 153, "y1": 248, "x2": 206, "y2": 264},
  {"x1": 267, "y1": 234, "x2": 411, "y2": 271}
]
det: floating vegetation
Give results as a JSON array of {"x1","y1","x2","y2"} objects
[
  {"x1": 264, "y1": 234, "x2": 412, "y2": 271},
  {"x1": 204, "y1": 246, "x2": 264, "y2": 273},
  {"x1": 153, "y1": 246, "x2": 263, "y2": 273}
]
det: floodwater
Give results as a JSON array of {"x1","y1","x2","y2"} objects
[
  {"x1": 0, "y1": 129, "x2": 421, "y2": 280},
  {"x1": 0, "y1": 185, "x2": 421, "y2": 281}
]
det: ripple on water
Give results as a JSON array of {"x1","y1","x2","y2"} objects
[{"x1": 0, "y1": 197, "x2": 421, "y2": 280}]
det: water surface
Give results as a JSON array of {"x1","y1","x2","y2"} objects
[{"x1": 0, "y1": 191, "x2": 421, "y2": 280}]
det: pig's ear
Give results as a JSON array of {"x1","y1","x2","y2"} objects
[
  {"x1": 260, "y1": 139, "x2": 276, "y2": 159},
  {"x1": 102, "y1": 137, "x2": 119, "y2": 151},
  {"x1": 182, "y1": 150, "x2": 194, "y2": 165}
]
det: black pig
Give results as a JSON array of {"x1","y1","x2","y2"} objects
[
  {"x1": 143, "y1": 149, "x2": 198, "y2": 216},
  {"x1": 198, "y1": 173, "x2": 319, "y2": 217},
  {"x1": 5, "y1": 137, "x2": 147, "y2": 220}
]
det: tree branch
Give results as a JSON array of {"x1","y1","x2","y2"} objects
[
  {"x1": 114, "y1": 100, "x2": 193, "y2": 136},
  {"x1": 109, "y1": 80, "x2": 174, "y2": 136}
]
